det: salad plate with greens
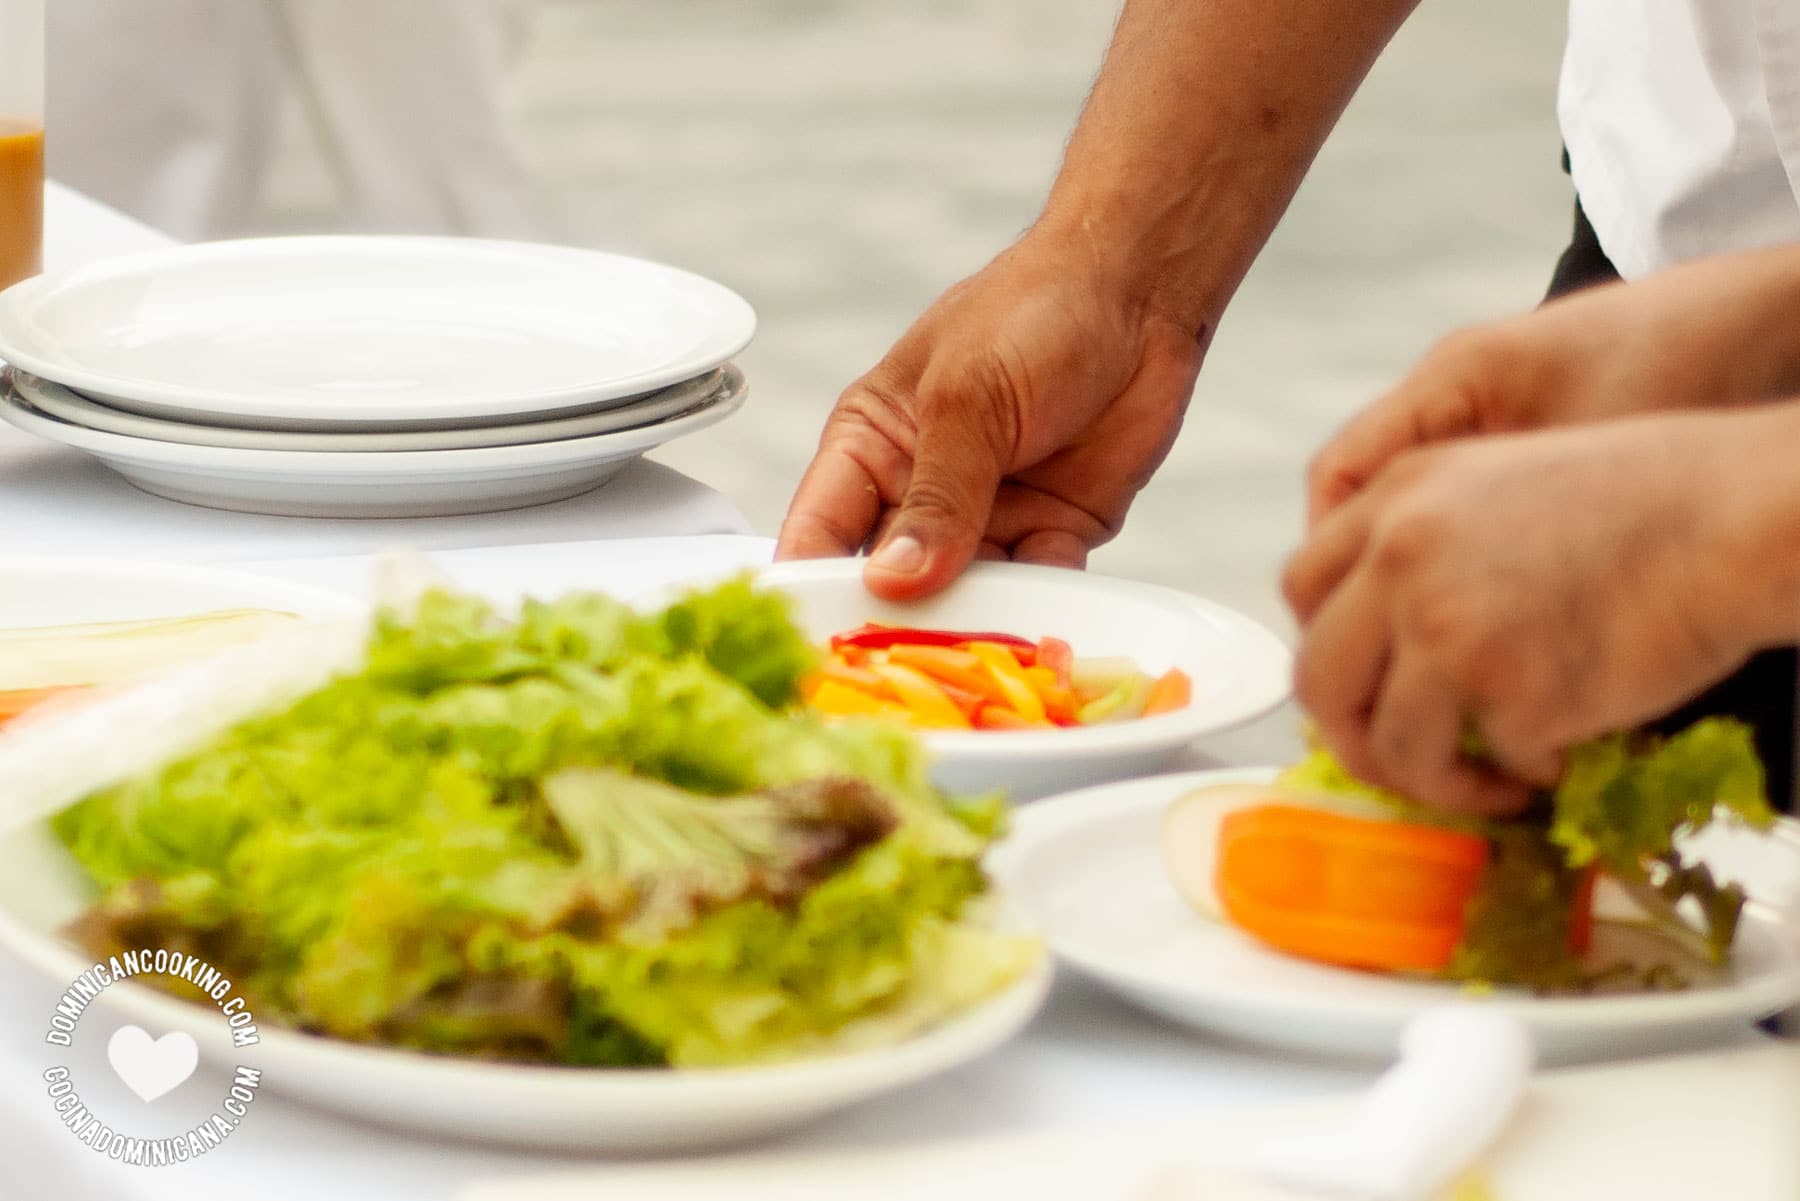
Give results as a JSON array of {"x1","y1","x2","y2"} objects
[
  {"x1": 992, "y1": 746, "x2": 1800, "y2": 1064},
  {"x1": 0, "y1": 559, "x2": 1049, "y2": 1151}
]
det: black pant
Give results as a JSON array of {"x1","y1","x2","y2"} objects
[{"x1": 1545, "y1": 196, "x2": 1797, "y2": 813}]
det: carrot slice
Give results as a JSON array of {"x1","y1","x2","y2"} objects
[
  {"x1": 0, "y1": 685, "x2": 87, "y2": 729},
  {"x1": 1215, "y1": 804, "x2": 1490, "y2": 973},
  {"x1": 1143, "y1": 668, "x2": 1192, "y2": 716}
]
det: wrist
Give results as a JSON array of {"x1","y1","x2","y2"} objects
[{"x1": 1027, "y1": 186, "x2": 1236, "y2": 342}]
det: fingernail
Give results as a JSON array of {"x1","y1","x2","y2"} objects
[{"x1": 870, "y1": 534, "x2": 925, "y2": 575}]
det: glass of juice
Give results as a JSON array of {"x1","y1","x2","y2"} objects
[{"x1": 0, "y1": 0, "x2": 42, "y2": 290}]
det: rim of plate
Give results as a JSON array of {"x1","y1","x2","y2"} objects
[
  {"x1": 9, "y1": 367, "x2": 727, "y2": 453},
  {"x1": 990, "y1": 767, "x2": 1800, "y2": 1028},
  {"x1": 0, "y1": 236, "x2": 758, "y2": 422},
  {"x1": 0, "y1": 364, "x2": 747, "y2": 475},
  {"x1": 0, "y1": 893, "x2": 1052, "y2": 1100},
  {"x1": 0, "y1": 554, "x2": 367, "y2": 619},
  {"x1": 755, "y1": 559, "x2": 1294, "y2": 755}
]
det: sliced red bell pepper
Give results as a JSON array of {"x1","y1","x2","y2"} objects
[{"x1": 830, "y1": 623, "x2": 1036, "y2": 655}]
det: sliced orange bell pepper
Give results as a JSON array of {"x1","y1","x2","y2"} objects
[
  {"x1": 966, "y1": 642, "x2": 1046, "y2": 723},
  {"x1": 810, "y1": 659, "x2": 900, "y2": 700},
  {"x1": 973, "y1": 703, "x2": 1042, "y2": 730},
  {"x1": 870, "y1": 662, "x2": 972, "y2": 729},
  {"x1": 809, "y1": 679, "x2": 903, "y2": 720},
  {"x1": 1215, "y1": 804, "x2": 1491, "y2": 973},
  {"x1": 1143, "y1": 668, "x2": 1192, "y2": 716},
  {"x1": 886, "y1": 644, "x2": 1009, "y2": 705}
]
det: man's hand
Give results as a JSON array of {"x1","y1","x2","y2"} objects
[
  {"x1": 1283, "y1": 409, "x2": 1800, "y2": 815},
  {"x1": 776, "y1": 230, "x2": 1203, "y2": 599},
  {"x1": 776, "y1": 0, "x2": 1425, "y2": 599},
  {"x1": 1306, "y1": 246, "x2": 1800, "y2": 528}
]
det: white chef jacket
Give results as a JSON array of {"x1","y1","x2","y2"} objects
[
  {"x1": 1561, "y1": 0, "x2": 1800, "y2": 280},
  {"x1": 47, "y1": 0, "x2": 547, "y2": 242}
]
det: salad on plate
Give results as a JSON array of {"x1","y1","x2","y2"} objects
[
  {"x1": 1163, "y1": 721, "x2": 1778, "y2": 991},
  {"x1": 34, "y1": 577, "x2": 1041, "y2": 1068}
]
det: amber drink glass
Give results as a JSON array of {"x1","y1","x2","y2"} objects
[{"x1": 0, "y1": 0, "x2": 43, "y2": 290}]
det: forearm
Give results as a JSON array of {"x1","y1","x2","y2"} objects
[
  {"x1": 1700, "y1": 400, "x2": 1800, "y2": 649},
  {"x1": 1035, "y1": 0, "x2": 1421, "y2": 335},
  {"x1": 1631, "y1": 245, "x2": 1800, "y2": 407}
]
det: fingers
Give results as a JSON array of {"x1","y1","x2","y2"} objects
[
  {"x1": 1282, "y1": 484, "x2": 1379, "y2": 625},
  {"x1": 1365, "y1": 651, "x2": 1536, "y2": 816},
  {"x1": 1300, "y1": 571, "x2": 1538, "y2": 817},
  {"x1": 1476, "y1": 709, "x2": 1567, "y2": 792},
  {"x1": 777, "y1": 406, "x2": 906, "y2": 561},
  {"x1": 1009, "y1": 529, "x2": 1088, "y2": 568},
  {"x1": 1304, "y1": 330, "x2": 1500, "y2": 529},
  {"x1": 864, "y1": 396, "x2": 1006, "y2": 601},
  {"x1": 1305, "y1": 403, "x2": 1416, "y2": 530},
  {"x1": 1293, "y1": 562, "x2": 1389, "y2": 782}
]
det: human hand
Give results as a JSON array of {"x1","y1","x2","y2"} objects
[
  {"x1": 1283, "y1": 410, "x2": 1794, "y2": 814},
  {"x1": 775, "y1": 227, "x2": 1205, "y2": 600},
  {"x1": 1306, "y1": 247, "x2": 1800, "y2": 528}
]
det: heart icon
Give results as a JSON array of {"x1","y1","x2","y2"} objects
[{"x1": 106, "y1": 1026, "x2": 199, "y2": 1103}]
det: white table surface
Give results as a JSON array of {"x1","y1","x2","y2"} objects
[{"x1": 2, "y1": 195, "x2": 1793, "y2": 1199}]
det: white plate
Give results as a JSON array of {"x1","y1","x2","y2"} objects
[
  {"x1": 752, "y1": 560, "x2": 1292, "y2": 799},
  {"x1": 0, "y1": 237, "x2": 756, "y2": 429},
  {"x1": 0, "y1": 554, "x2": 363, "y2": 628},
  {"x1": 0, "y1": 835, "x2": 1050, "y2": 1152},
  {"x1": 989, "y1": 767, "x2": 1800, "y2": 1063},
  {"x1": 0, "y1": 557, "x2": 1052, "y2": 1153},
  {"x1": 0, "y1": 364, "x2": 747, "y2": 518},
  {"x1": 10, "y1": 368, "x2": 725, "y2": 452}
]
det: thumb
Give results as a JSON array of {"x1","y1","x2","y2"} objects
[{"x1": 865, "y1": 398, "x2": 1005, "y2": 601}]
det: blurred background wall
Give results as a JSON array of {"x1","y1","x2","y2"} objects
[{"x1": 54, "y1": 0, "x2": 1571, "y2": 637}]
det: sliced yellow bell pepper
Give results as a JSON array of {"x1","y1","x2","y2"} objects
[
  {"x1": 870, "y1": 662, "x2": 972, "y2": 729},
  {"x1": 967, "y1": 641, "x2": 1047, "y2": 724}
]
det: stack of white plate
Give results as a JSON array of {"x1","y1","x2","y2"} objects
[{"x1": 0, "y1": 237, "x2": 756, "y2": 517}]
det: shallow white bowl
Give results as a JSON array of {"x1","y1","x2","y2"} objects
[
  {"x1": 0, "y1": 556, "x2": 1053, "y2": 1153},
  {"x1": 755, "y1": 559, "x2": 1292, "y2": 799},
  {"x1": 0, "y1": 237, "x2": 757, "y2": 429},
  {"x1": 991, "y1": 767, "x2": 1800, "y2": 1063},
  {"x1": 0, "y1": 365, "x2": 747, "y2": 518},
  {"x1": 11, "y1": 368, "x2": 725, "y2": 452}
]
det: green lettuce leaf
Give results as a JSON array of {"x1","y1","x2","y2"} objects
[
  {"x1": 1548, "y1": 719, "x2": 1774, "y2": 874},
  {"x1": 51, "y1": 578, "x2": 1034, "y2": 1066}
]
